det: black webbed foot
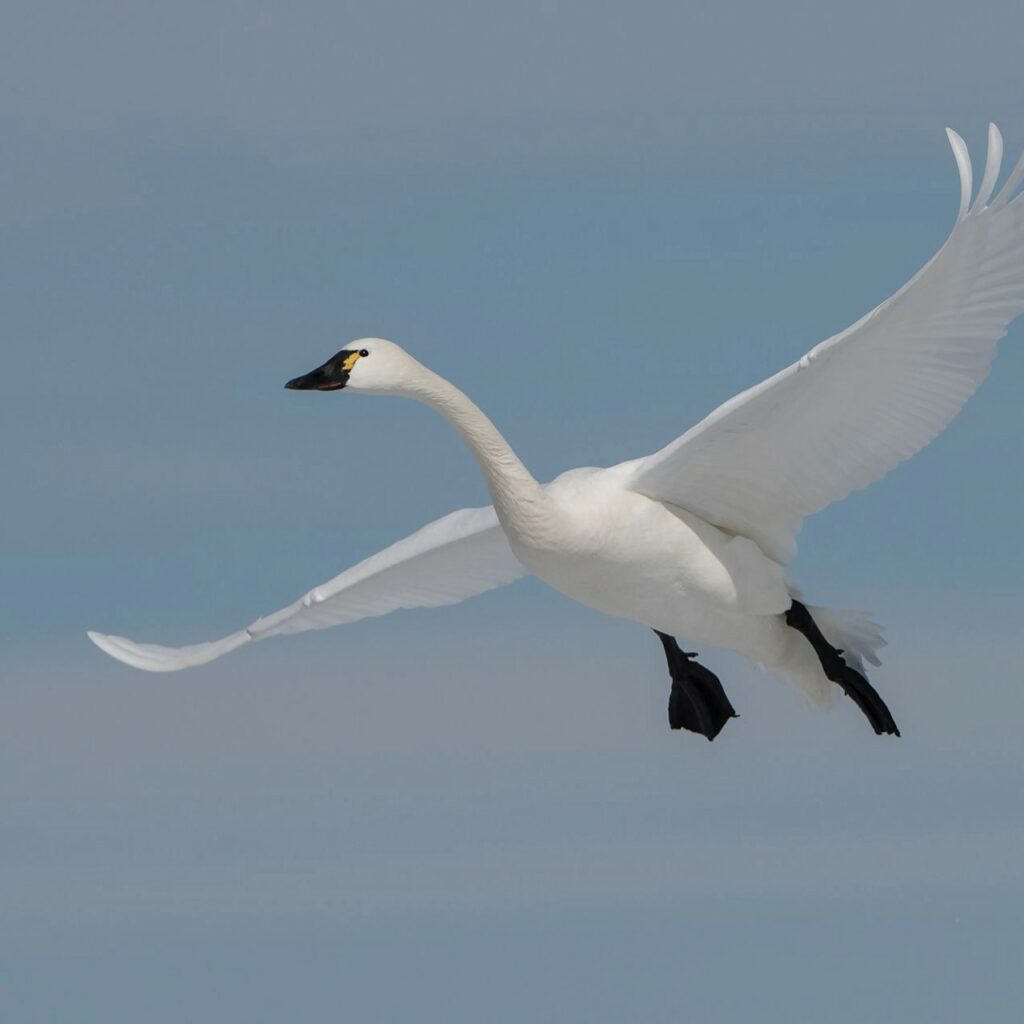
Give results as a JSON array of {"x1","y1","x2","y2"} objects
[
  {"x1": 655, "y1": 631, "x2": 738, "y2": 741},
  {"x1": 785, "y1": 600, "x2": 900, "y2": 737}
]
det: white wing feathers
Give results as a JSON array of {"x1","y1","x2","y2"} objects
[
  {"x1": 88, "y1": 505, "x2": 526, "y2": 671},
  {"x1": 628, "y1": 124, "x2": 1024, "y2": 564}
]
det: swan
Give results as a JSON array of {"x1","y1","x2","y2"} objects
[{"x1": 89, "y1": 124, "x2": 1024, "y2": 741}]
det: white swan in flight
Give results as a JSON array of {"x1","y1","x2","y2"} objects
[{"x1": 90, "y1": 125, "x2": 1024, "y2": 740}]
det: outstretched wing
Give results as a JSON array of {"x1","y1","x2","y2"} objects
[
  {"x1": 88, "y1": 505, "x2": 527, "y2": 672},
  {"x1": 628, "y1": 124, "x2": 1024, "y2": 564}
]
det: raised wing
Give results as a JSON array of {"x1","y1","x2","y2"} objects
[
  {"x1": 88, "y1": 505, "x2": 527, "y2": 671},
  {"x1": 627, "y1": 124, "x2": 1024, "y2": 564}
]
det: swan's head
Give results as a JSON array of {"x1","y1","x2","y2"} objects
[{"x1": 284, "y1": 338, "x2": 422, "y2": 396}]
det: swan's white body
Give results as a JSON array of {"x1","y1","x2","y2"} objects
[
  {"x1": 90, "y1": 125, "x2": 1024, "y2": 719},
  {"x1": 511, "y1": 467, "x2": 792, "y2": 646}
]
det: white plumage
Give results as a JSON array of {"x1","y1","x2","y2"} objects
[
  {"x1": 90, "y1": 506, "x2": 523, "y2": 671},
  {"x1": 89, "y1": 125, "x2": 1024, "y2": 734}
]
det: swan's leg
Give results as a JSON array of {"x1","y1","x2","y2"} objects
[
  {"x1": 654, "y1": 631, "x2": 738, "y2": 741},
  {"x1": 784, "y1": 600, "x2": 900, "y2": 737}
]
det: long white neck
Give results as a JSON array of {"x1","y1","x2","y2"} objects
[{"x1": 406, "y1": 366, "x2": 549, "y2": 536}]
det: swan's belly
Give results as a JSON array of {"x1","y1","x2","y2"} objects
[
  {"x1": 525, "y1": 546, "x2": 723, "y2": 635},
  {"x1": 509, "y1": 480, "x2": 792, "y2": 642}
]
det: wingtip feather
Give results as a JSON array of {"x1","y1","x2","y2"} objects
[
  {"x1": 945, "y1": 127, "x2": 972, "y2": 222},
  {"x1": 87, "y1": 628, "x2": 250, "y2": 672},
  {"x1": 971, "y1": 123, "x2": 1003, "y2": 213},
  {"x1": 991, "y1": 132, "x2": 1024, "y2": 209}
]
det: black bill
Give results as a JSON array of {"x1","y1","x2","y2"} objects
[{"x1": 284, "y1": 350, "x2": 359, "y2": 391}]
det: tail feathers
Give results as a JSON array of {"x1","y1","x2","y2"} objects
[
  {"x1": 769, "y1": 605, "x2": 886, "y2": 709},
  {"x1": 806, "y1": 606, "x2": 886, "y2": 674}
]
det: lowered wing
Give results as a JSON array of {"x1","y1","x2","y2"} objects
[{"x1": 88, "y1": 504, "x2": 527, "y2": 671}]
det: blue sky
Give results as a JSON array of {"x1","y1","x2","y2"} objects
[{"x1": 2, "y1": 2, "x2": 1024, "y2": 1020}]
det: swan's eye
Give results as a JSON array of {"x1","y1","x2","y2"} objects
[{"x1": 360, "y1": 349, "x2": 369, "y2": 358}]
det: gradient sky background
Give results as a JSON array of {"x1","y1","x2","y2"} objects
[{"x1": 3, "y1": 2, "x2": 1024, "y2": 1020}]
